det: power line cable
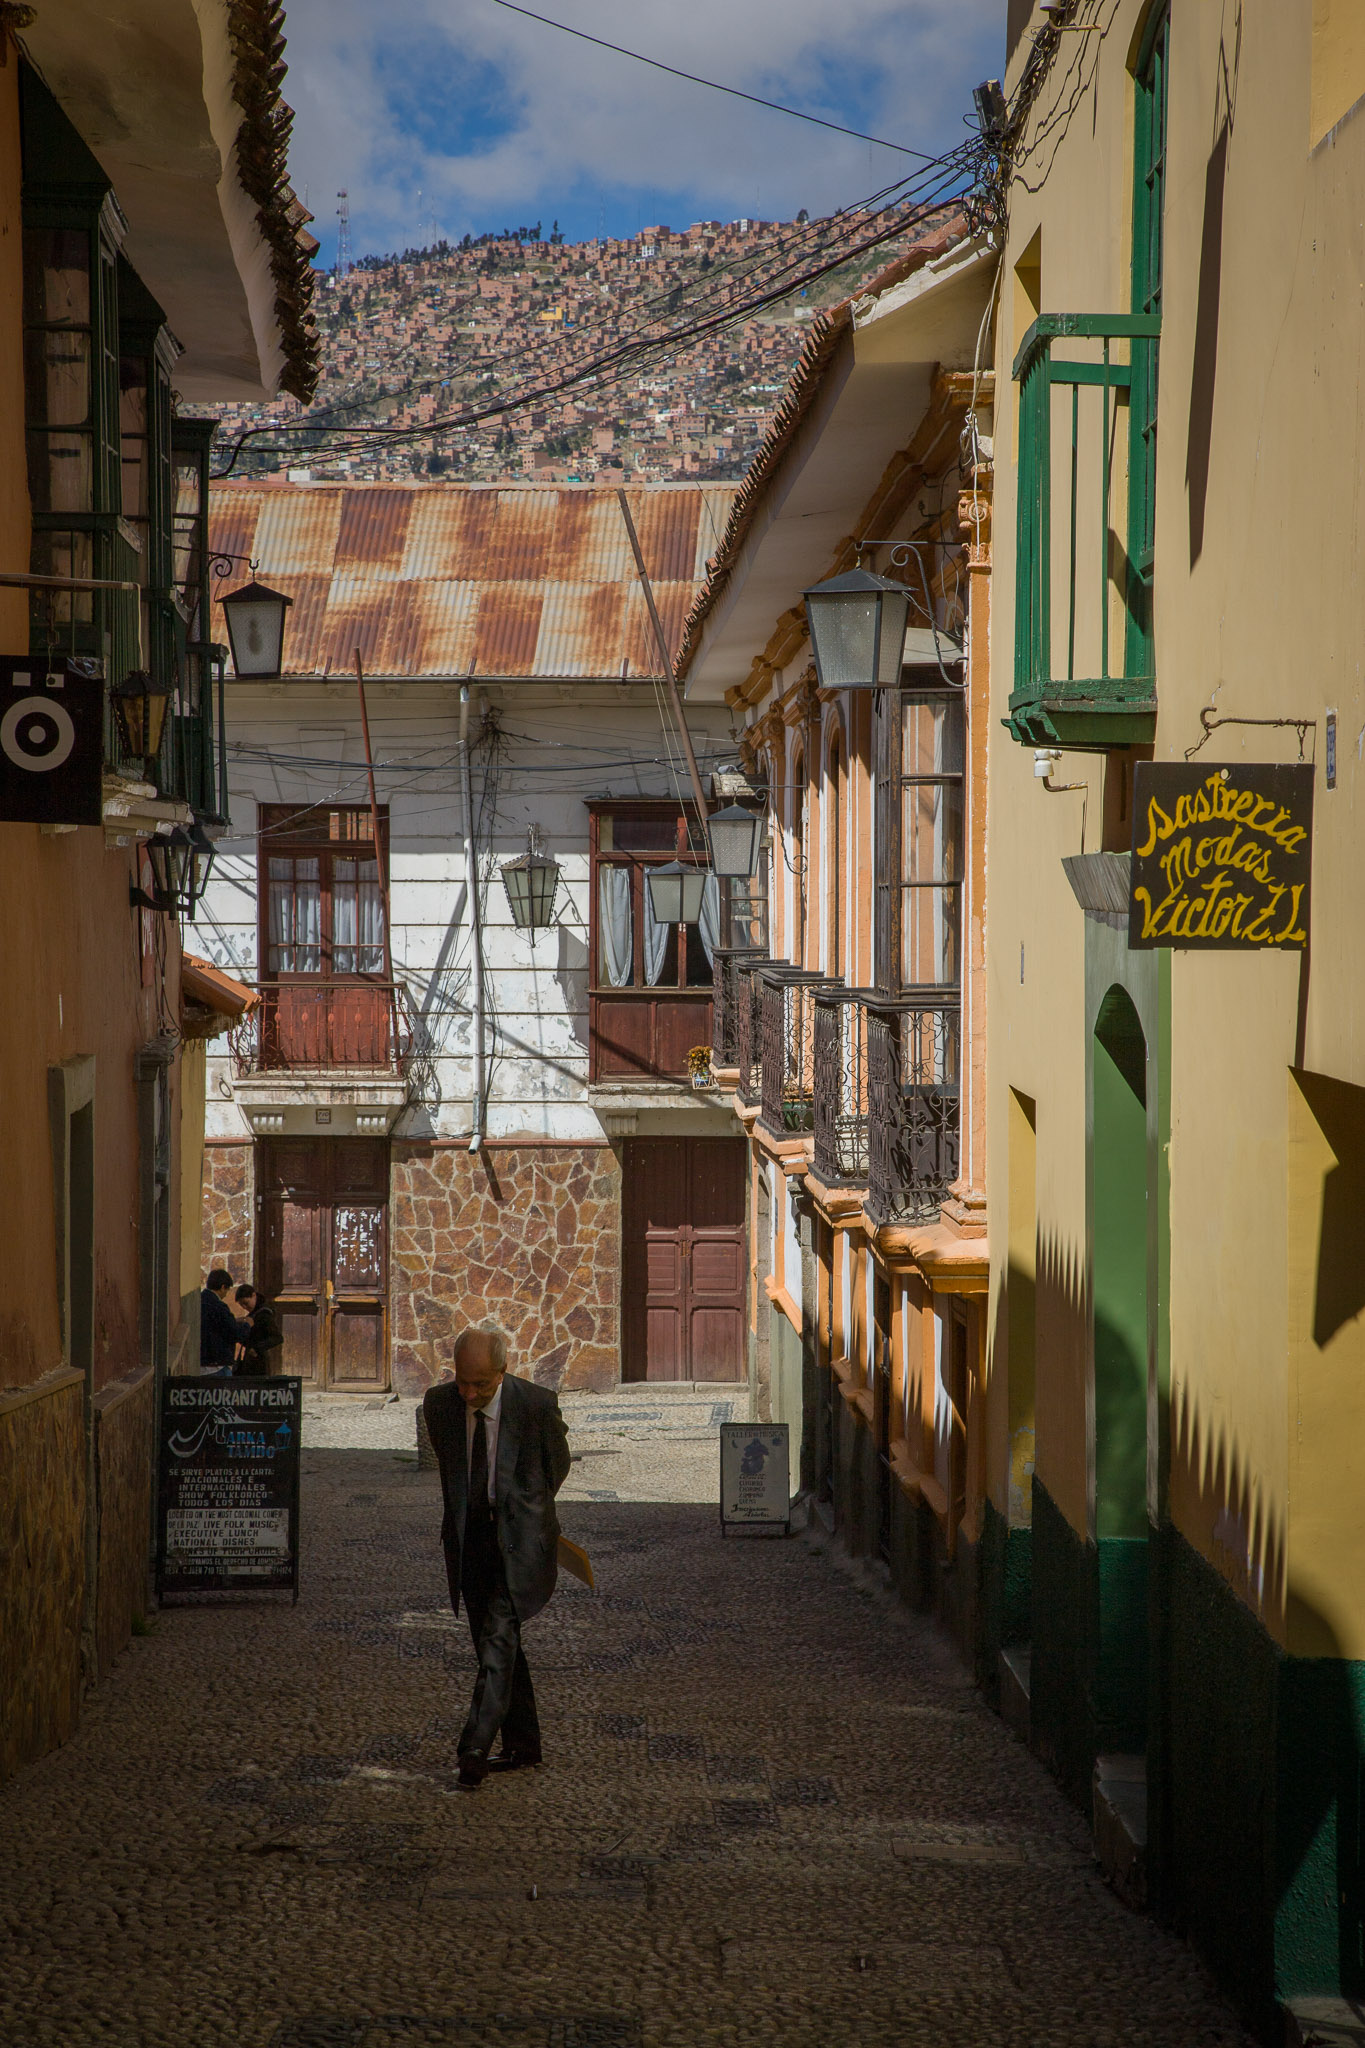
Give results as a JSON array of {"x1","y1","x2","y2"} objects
[
  {"x1": 490, "y1": 0, "x2": 936, "y2": 160},
  {"x1": 212, "y1": 167, "x2": 974, "y2": 474}
]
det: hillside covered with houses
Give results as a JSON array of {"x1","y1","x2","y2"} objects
[{"x1": 208, "y1": 212, "x2": 941, "y2": 484}]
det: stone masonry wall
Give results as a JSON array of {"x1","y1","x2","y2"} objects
[
  {"x1": 202, "y1": 1141, "x2": 254, "y2": 1284},
  {"x1": 95, "y1": 1370, "x2": 154, "y2": 1678},
  {"x1": 0, "y1": 1376, "x2": 85, "y2": 1782},
  {"x1": 390, "y1": 1142, "x2": 620, "y2": 1396}
]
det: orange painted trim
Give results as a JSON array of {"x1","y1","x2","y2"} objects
[
  {"x1": 890, "y1": 1439, "x2": 949, "y2": 1518},
  {"x1": 763, "y1": 1273, "x2": 802, "y2": 1334}
]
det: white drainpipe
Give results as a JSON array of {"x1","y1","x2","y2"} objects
[{"x1": 460, "y1": 682, "x2": 486, "y2": 1153}]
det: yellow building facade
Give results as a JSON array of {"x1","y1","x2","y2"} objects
[{"x1": 989, "y1": 1, "x2": 1365, "y2": 2028}]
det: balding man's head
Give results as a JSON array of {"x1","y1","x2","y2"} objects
[{"x1": 453, "y1": 1326, "x2": 508, "y2": 1408}]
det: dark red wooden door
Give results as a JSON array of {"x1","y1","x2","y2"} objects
[
  {"x1": 622, "y1": 1137, "x2": 746, "y2": 1382},
  {"x1": 258, "y1": 1137, "x2": 389, "y2": 1389}
]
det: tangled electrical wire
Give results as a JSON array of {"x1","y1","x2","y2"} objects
[{"x1": 211, "y1": 131, "x2": 994, "y2": 480}]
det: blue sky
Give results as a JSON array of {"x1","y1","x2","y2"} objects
[{"x1": 278, "y1": 1, "x2": 1003, "y2": 262}]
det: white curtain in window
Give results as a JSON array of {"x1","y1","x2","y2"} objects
[
  {"x1": 599, "y1": 865, "x2": 633, "y2": 986},
  {"x1": 698, "y1": 872, "x2": 721, "y2": 968},
  {"x1": 643, "y1": 867, "x2": 669, "y2": 986},
  {"x1": 334, "y1": 855, "x2": 384, "y2": 973},
  {"x1": 267, "y1": 856, "x2": 321, "y2": 973}
]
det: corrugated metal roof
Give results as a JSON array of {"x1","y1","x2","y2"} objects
[{"x1": 208, "y1": 480, "x2": 739, "y2": 679}]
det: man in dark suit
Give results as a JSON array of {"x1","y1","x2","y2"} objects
[
  {"x1": 200, "y1": 1268, "x2": 239, "y2": 1374},
  {"x1": 422, "y1": 1326, "x2": 572, "y2": 1791}
]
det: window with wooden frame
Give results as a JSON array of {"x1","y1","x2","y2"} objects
[
  {"x1": 590, "y1": 803, "x2": 714, "y2": 992},
  {"x1": 874, "y1": 681, "x2": 965, "y2": 995},
  {"x1": 259, "y1": 804, "x2": 389, "y2": 981}
]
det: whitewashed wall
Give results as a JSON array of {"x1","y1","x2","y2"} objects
[{"x1": 188, "y1": 681, "x2": 737, "y2": 1141}]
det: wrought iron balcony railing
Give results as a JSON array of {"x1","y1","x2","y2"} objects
[
  {"x1": 229, "y1": 981, "x2": 414, "y2": 1077},
  {"x1": 866, "y1": 996, "x2": 961, "y2": 1225},
  {"x1": 711, "y1": 943, "x2": 765, "y2": 1069},
  {"x1": 757, "y1": 965, "x2": 831, "y2": 1142},
  {"x1": 812, "y1": 984, "x2": 876, "y2": 1188},
  {"x1": 734, "y1": 953, "x2": 768, "y2": 1108}
]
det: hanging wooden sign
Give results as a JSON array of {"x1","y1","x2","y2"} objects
[
  {"x1": 0, "y1": 655, "x2": 105, "y2": 826},
  {"x1": 1128, "y1": 762, "x2": 1313, "y2": 950}
]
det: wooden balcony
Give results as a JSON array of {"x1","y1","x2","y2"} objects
[
  {"x1": 589, "y1": 988, "x2": 713, "y2": 1084},
  {"x1": 230, "y1": 982, "x2": 411, "y2": 1075}
]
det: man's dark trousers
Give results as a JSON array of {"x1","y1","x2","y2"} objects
[{"x1": 458, "y1": 1494, "x2": 540, "y2": 1762}]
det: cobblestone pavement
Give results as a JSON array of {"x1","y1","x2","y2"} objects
[
  {"x1": 305, "y1": 1383, "x2": 742, "y2": 1502},
  {"x1": 0, "y1": 1443, "x2": 1254, "y2": 2048}
]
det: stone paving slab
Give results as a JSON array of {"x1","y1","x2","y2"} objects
[{"x1": 0, "y1": 1446, "x2": 1254, "y2": 2048}]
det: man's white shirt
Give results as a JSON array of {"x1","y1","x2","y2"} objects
[{"x1": 465, "y1": 1378, "x2": 503, "y2": 1507}]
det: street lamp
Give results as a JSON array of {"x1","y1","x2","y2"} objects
[
  {"x1": 803, "y1": 567, "x2": 911, "y2": 691},
  {"x1": 111, "y1": 668, "x2": 173, "y2": 772},
  {"x1": 220, "y1": 579, "x2": 293, "y2": 680},
  {"x1": 706, "y1": 803, "x2": 763, "y2": 880},
  {"x1": 130, "y1": 826, "x2": 192, "y2": 913},
  {"x1": 185, "y1": 819, "x2": 217, "y2": 917},
  {"x1": 646, "y1": 859, "x2": 708, "y2": 926},
  {"x1": 501, "y1": 830, "x2": 561, "y2": 930}
]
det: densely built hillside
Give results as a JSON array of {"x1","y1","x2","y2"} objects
[{"x1": 208, "y1": 210, "x2": 946, "y2": 485}]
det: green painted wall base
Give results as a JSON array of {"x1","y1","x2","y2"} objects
[
  {"x1": 980, "y1": 1497, "x2": 1032, "y2": 1700},
  {"x1": 1156, "y1": 1525, "x2": 1365, "y2": 2040},
  {"x1": 1030, "y1": 1478, "x2": 1099, "y2": 1805}
]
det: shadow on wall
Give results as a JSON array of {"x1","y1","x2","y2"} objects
[{"x1": 1016, "y1": 1207, "x2": 1365, "y2": 2026}]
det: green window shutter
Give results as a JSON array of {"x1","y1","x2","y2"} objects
[{"x1": 1126, "y1": 4, "x2": 1170, "y2": 681}]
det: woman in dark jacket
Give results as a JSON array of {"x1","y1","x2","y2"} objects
[{"x1": 234, "y1": 1285, "x2": 284, "y2": 1375}]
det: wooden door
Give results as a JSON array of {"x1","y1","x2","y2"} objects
[
  {"x1": 622, "y1": 1137, "x2": 745, "y2": 1382},
  {"x1": 257, "y1": 1137, "x2": 389, "y2": 1390}
]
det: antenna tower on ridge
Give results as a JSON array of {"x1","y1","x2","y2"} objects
[{"x1": 336, "y1": 190, "x2": 352, "y2": 281}]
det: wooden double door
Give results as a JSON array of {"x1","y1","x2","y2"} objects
[
  {"x1": 622, "y1": 1137, "x2": 746, "y2": 1382},
  {"x1": 258, "y1": 1137, "x2": 389, "y2": 1390}
]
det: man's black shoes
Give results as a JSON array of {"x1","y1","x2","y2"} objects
[
  {"x1": 487, "y1": 1747, "x2": 542, "y2": 1773},
  {"x1": 456, "y1": 1753, "x2": 488, "y2": 1791}
]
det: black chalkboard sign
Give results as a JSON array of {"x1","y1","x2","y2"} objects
[{"x1": 156, "y1": 1377, "x2": 302, "y2": 1600}]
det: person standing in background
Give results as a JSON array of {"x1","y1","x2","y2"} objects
[
  {"x1": 234, "y1": 1284, "x2": 283, "y2": 1375},
  {"x1": 200, "y1": 1269, "x2": 238, "y2": 1374}
]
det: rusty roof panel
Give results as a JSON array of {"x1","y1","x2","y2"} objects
[
  {"x1": 250, "y1": 489, "x2": 343, "y2": 579},
  {"x1": 209, "y1": 481, "x2": 738, "y2": 678},
  {"x1": 335, "y1": 488, "x2": 413, "y2": 569}
]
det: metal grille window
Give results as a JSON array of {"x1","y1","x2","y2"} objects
[{"x1": 876, "y1": 686, "x2": 964, "y2": 996}]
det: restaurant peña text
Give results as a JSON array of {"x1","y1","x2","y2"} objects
[{"x1": 1127, "y1": 762, "x2": 1313, "y2": 951}]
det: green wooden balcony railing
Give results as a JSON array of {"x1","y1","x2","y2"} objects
[{"x1": 1008, "y1": 313, "x2": 1161, "y2": 750}]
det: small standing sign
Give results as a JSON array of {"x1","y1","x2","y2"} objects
[
  {"x1": 157, "y1": 1377, "x2": 302, "y2": 1601},
  {"x1": 720, "y1": 1421, "x2": 791, "y2": 1537}
]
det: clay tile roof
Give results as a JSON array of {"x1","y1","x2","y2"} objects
[
  {"x1": 181, "y1": 952, "x2": 259, "y2": 1026},
  {"x1": 226, "y1": 1, "x2": 320, "y2": 402},
  {"x1": 208, "y1": 481, "x2": 740, "y2": 680},
  {"x1": 674, "y1": 210, "x2": 968, "y2": 680}
]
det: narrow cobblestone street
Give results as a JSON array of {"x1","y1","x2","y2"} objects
[{"x1": 1, "y1": 1406, "x2": 1254, "y2": 2048}]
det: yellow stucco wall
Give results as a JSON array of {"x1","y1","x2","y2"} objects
[{"x1": 989, "y1": 0, "x2": 1365, "y2": 1645}]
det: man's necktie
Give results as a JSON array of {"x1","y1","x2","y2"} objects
[{"x1": 469, "y1": 1407, "x2": 491, "y2": 1524}]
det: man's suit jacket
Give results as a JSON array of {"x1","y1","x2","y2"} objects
[
  {"x1": 200, "y1": 1289, "x2": 239, "y2": 1370},
  {"x1": 422, "y1": 1373, "x2": 572, "y2": 1623}
]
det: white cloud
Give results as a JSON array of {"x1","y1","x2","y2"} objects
[{"x1": 277, "y1": 0, "x2": 1001, "y2": 258}]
